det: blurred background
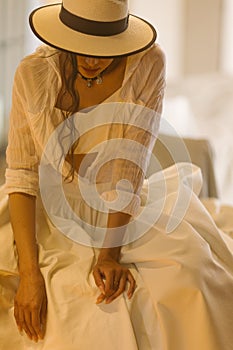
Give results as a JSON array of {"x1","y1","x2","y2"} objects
[{"x1": 0, "y1": 0, "x2": 232, "y2": 203}]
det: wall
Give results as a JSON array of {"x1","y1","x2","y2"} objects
[
  {"x1": 0, "y1": 0, "x2": 27, "y2": 146},
  {"x1": 220, "y1": 0, "x2": 233, "y2": 74},
  {"x1": 183, "y1": 0, "x2": 222, "y2": 75},
  {"x1": 129, "y1": 0, "x2": 185, "y2": 80},
  {"x1": 24, "y1": 0, "x2": 42, "y2": 55},
  {"x1": 130, "y1": 0, "x2": 222, "y2": 79}
]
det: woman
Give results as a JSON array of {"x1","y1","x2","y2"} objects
[{"x1": 0, "y1": 1, "x2": 233, "y2": 349}]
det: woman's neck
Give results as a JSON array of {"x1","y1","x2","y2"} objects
[{"x1": 55, "y1": 54, "x2": 127, "y2": 112}]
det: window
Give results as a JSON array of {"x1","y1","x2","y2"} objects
[
  {"x1": 0, "y1": 0, "x2": 27, "y2": 147},
  {"x1": 0, "y1": 0, "x2": 41, "y2": 149}
]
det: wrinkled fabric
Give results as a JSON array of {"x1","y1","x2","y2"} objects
[
  {"x1": 1, "y1": 164, "x2": 233, "y2": 349},
  {"x1": 1, "y1": 43, "x2": 233, "y2": 350},
  {"x1": 5, "y1": 43, "x2": 165, "y2": 208},
  {"x1": 38, "y1": 102, "x2": 161, "y2": 217}
]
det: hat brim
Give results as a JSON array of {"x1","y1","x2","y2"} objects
[{"x1": 29, "y1": 3, "x2": 157, "y2": 58}]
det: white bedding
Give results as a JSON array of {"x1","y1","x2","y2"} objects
[
  {"x1": 0, "y1": 164, "x2": 233, "y2": 350},
  {"x1": 163, "y1": 73, "x2": 233, "y2": 205}
]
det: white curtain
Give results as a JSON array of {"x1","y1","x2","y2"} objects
[
  {"x1": 0, "y1": 0, "x2": 27, "y2": 146},
  {"x1": 130, "y1": 0, "x2": 223, "y2": 79},
  {"x1": 0, "y1": 0, "x2": 45, "y2": 147},
  {"x1": 130, "y1": 0, "x2": 185, "y2": 80},
  {"x1": 220, "y1": 0, "x2": 233, "y2": 75}
]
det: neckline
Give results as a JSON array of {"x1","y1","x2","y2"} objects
[
  {"x1": 53, "y1": 53, "x2": 130, "y2": 114},
  {"x1": 54, "y1": 73, "x2": 127, "y2": 114},
  {"x1": 54, "y1": 85, "x2": 122, "y2": 114}
]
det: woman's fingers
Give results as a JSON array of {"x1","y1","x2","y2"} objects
[
  {"x1": 104, "y1": 270, "x2": 116, "y2": 297},
  {"x1": 96, "y1": 292, "x2": 106, "y2": 304},
  {"x1": 105, "y1": 273, "x2": 127, "y2": 304},
  {"x1": 126, "y1": 271, "x2": 137, "y2": 299},
  {"x1": 101, "y1": 271, "x2": 136, "y2": 304},
  {"x1": 31, "y1": 305, "x2": 42, "y2": 341},
  {"x1": 24, "y1": 307, "x2": 38, "y2": 341},
  {"x1": 40, "y1": 297, "x2": 47, "y2": 339},
  {"x1": 14, "y1": 304, "x2": 21, "y2": 332},
  {"x1": 13, "y1": 272, "x2": 47, "y2": 342},
  {"x1": 18, "y1": 306, "x2": 34, "y2": 340},
  {"x1": 112, "y1": 270, "x2": 122, "y2": 290},
  {"x1": 105, "y1": 271, "x2": 137, "y2": 303},
  {"x1": 93, "y1": 261, "x2": 137, "y2": 304},
  {"x1": 14, "y1": 294, "x2": 47, "y2": 341},
  {"x1": 93, "y1": 268, "x2": 106, "y2": 295},
  {"x1": 15, "y1": 304, "x2": 41, "y2": 342}
]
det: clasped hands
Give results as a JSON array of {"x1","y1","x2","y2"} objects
[
  {"x1": 14, "y1": 258, "x2": 136, "y2": 343},
  {"x1": 93, "y1": 257, "x2": 137, "y2": 304}
]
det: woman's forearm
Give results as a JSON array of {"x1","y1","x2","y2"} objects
[
  {"x1": 94, "y1": 211, "x2": 136, "y2": 304},
  {"x1": 8, "y1": 192, "x2": 40, "y2": 275},
  {"x1": 98, "y1": 211, "x2": 131, "y2": 262}
]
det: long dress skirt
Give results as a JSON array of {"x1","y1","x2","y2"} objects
[{"x1": 0, "y1": 163, "x2": 233, "y2": 350}]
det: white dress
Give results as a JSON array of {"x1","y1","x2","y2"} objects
[{"x1": 0, "y1": 44, "x2": 233, "y2": 350}]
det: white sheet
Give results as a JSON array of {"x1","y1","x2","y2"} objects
[{"x1": 0, "y1": 163, "x2": 233, "y2": 350}]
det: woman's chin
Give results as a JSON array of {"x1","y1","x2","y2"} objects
[{"x1": 81, "y1": 68, "x2": 100, "y2": 78}]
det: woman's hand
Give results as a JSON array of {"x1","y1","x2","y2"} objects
[
  {"x1": 93, "y1": 257, "x2": 137, "y2": 304},
  {"x1": 14, "y1": 270, "x2": 47, "y2": 342}
]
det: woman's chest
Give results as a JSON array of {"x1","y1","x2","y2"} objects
[{"x1": 56, "y1": 58, "x2": 126, "y2": 112}]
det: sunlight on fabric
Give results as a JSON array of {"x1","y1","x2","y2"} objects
[
  {"x1": 0, "y1": 96, "x2": 4, "y2": 147},
  {"x1": 220, "y1": 0, "x2": 233, "y2": 74},
  {"x1": 39, "y1": 0, "x2": 59, "y2": 4}
]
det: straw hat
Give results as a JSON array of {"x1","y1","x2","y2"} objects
[{"x1": 29, "y1": 0, "x2": 157, "y2": 57}]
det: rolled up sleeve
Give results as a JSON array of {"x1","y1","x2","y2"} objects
[
  {"x1": 4, "y1": 64, "x2": 39, "y2": 196},
  {"x1": 98, "y1": 107, "x2": 161, "y2": 217},
  {"x1": 99, "y1": 46, "x2": 166, "y2": 216}
]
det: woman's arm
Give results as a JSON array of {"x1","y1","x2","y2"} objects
[
  {"x1": 93, "y1": 211, "x2": 136, "y2": 304},
  {"x1": 9, "y1": 193, "x2": 47, "y2": 342},
  {"x1": 92, "y1": 46, "x2": 165, "y2": 304}
]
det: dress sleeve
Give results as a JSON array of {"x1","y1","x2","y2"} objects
[
  {"x1": 99, "y1": 45, "x2": 166, "y2": 216},
  {"x1": 4, "y1": 63, "x2": 39, "y2": 196}
]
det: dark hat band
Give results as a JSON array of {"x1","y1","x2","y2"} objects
[{"x1": 59, "y1": 5, "x2": 129, "y2": 37}]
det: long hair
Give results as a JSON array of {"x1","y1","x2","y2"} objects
[
  {"x1": 58, "y1": 52, "x2": 123, "y2": 181},
  {"x1": 58, "y1": 52, "x2": 80, "y2": 181}
]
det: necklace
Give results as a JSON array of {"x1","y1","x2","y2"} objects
[
  {"x1": 77, "y1": 57, "x2": 123, "y2": 88},
  {"x1": 77, "y1": 71, "x2": 103, "y2": 88}
]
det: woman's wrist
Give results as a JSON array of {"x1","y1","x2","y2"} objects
[
  {"x1": 98, "y1": 246, "x2": 121, "y2": 262},
  {"x1": 18, "y1": 242, "x2": 40, "y2": 275},
  {"x1": 19, "y1": 263, "x2": 41, "y2": 277},
  {"x1": 99, "y1": 211, "x2": 131, "y2": 258}
]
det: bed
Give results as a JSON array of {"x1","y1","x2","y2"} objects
[
  {"x1": 0, "y1": 111, "x2": 233, "y2": 349},
  {"x1": 163, "y1": 72, "x2": 233, "y2": 205}
]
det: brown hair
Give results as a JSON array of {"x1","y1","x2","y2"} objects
[
  {"x1": 58, "y1": 52, "x2": 122, "y2": 181},
  {"x1": 58, "y1": 52, "x2": 80, "y2": 181}
]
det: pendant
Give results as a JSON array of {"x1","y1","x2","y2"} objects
[
  {"x1": 96, "y1": 75, "x2": 103, "y2": 85},
  {"x1": 87, "y1": 79, "x2": 92, "y2": 88},
  {"x1": 78, "y1": 71, "x2": 103, "y2": 88}
]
